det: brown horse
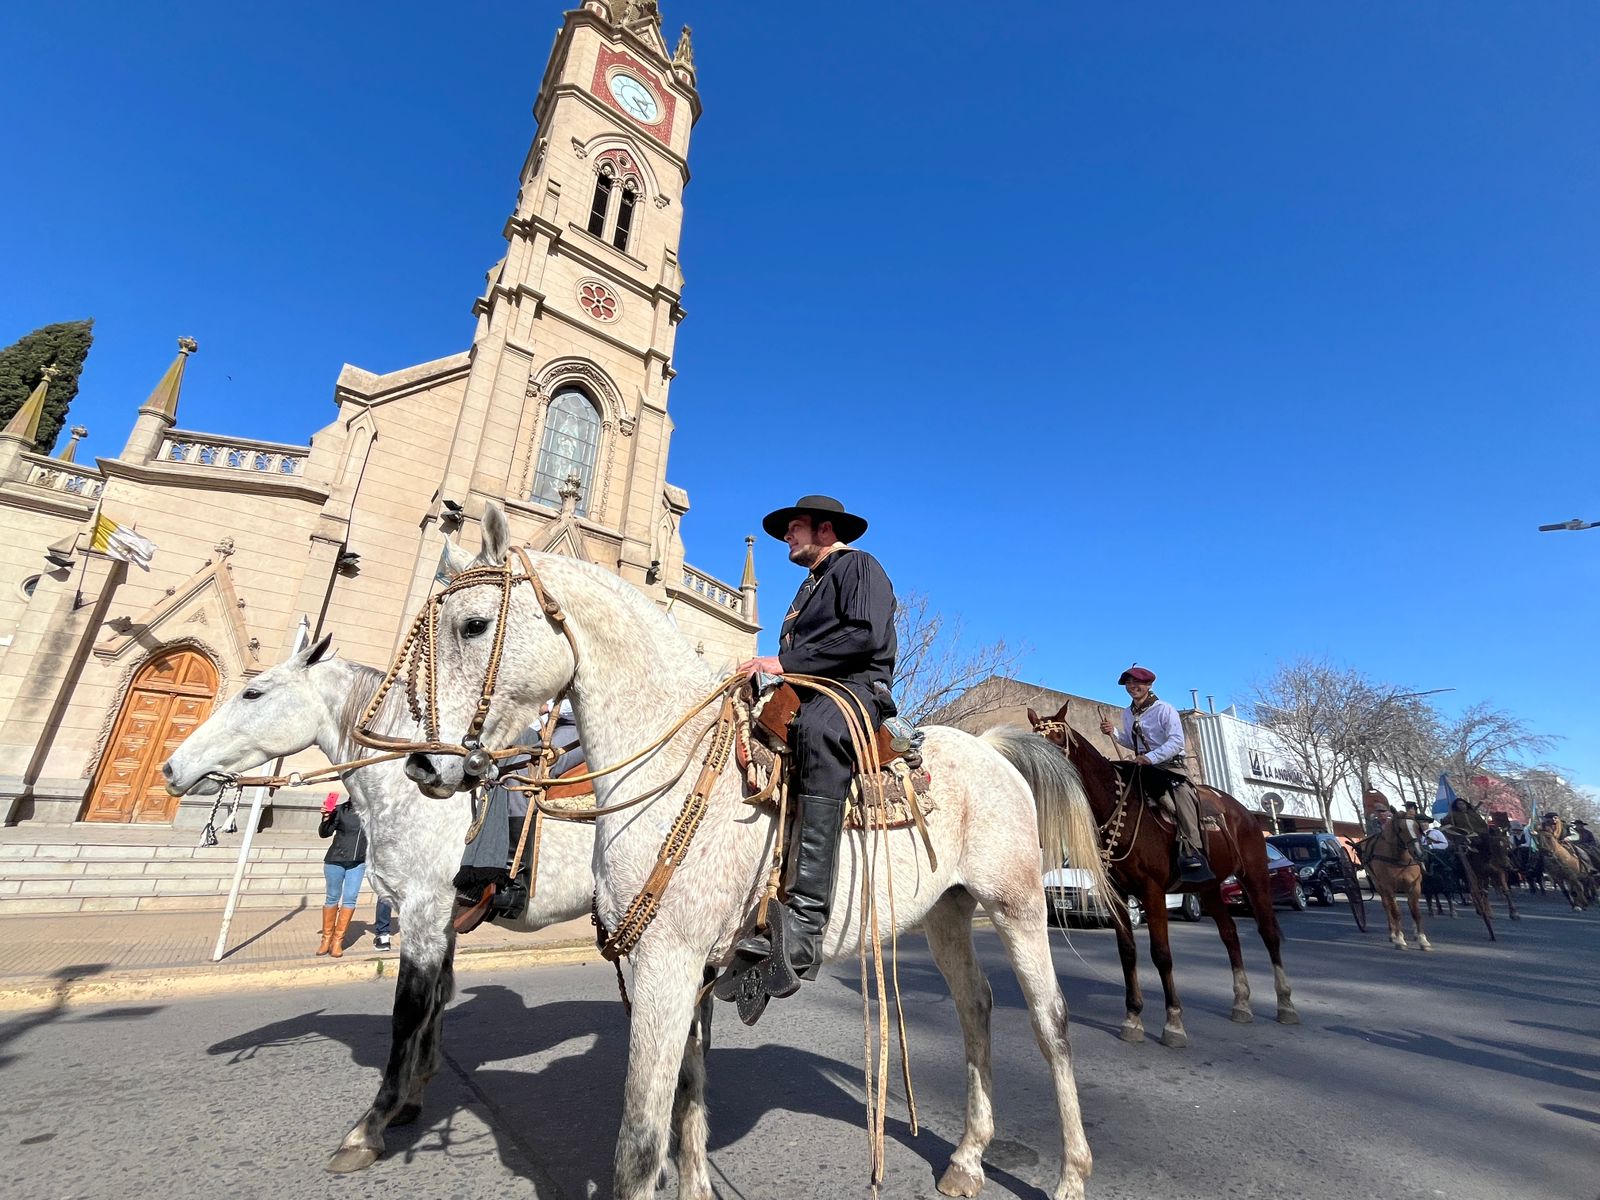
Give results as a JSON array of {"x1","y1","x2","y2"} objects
[
  {"x1": 1360, "y1": 814, "x2": 1432, "y2": 950},
  {"x1": 1443, "y1": 799, "x2": 1518, "y2": 932},
  {"x1": 1029, "y1": 703, "x2": 1298, "y2": 1048},
  {"x1": 1538, "y1": 815, "x2": 1596, "y2": 910}
]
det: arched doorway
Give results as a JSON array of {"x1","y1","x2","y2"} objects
[{"x1": 85, "y1": 647, "x2": 219, "y2": 824}]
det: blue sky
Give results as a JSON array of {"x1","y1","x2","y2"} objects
[{"x1": 3, "y1": 3, "x2": 1597, "y2": 782}]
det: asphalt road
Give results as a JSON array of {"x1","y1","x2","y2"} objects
[{"x1": 2, "y1": 892, "x2": 1594, "y2": 1200}]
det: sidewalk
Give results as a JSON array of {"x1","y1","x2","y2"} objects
[{"x1": 0, "y1": 901, "x2": 598, "y2": 1010}]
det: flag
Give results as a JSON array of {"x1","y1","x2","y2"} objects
[
  {"x1": 1431, "y1": 773, "x2": 1458, "y2": 821},
  {"x1": 90, "y1": 514, "x2": 156, "y2": 570}
]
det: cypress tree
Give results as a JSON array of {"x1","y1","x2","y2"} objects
[{"x1": 0, "y1": 319, "x2": 95, "y2": 454}]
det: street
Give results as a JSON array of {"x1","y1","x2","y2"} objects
[{"x1": 1, "y1": 893, "x2": 1593, "y2": 1200}]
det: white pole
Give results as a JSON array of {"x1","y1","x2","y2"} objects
[{"x1": 212, "y1": 615, "x2": 311, "y2": 962}]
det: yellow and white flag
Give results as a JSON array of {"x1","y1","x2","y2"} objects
[{"x1": 90, "y1": 514, "x2": 157, "y2": 570}]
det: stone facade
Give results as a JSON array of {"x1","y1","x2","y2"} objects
[{"x1": 0, "y1": 2, "x2": 758, "y2": 831}]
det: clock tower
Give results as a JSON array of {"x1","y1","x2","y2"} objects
[{"x1": 388, "y1": 0, "x2": 709, "y2": 629}]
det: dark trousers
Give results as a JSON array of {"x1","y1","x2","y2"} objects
[{"x1": 790, "y1": 683, "x2": 879, "y2": 800}]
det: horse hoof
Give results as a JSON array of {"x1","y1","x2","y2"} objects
[
  {"x1": 1160, "y1": 1028, "x2": 1188, "y2": 1049},
  {"x1": 392, "y1": 1102, "x2": 423, "y2": 1127},
  {"x1": 1418, "y1": 940, "x2": 1433, "y2": 952},
  {"x1": 1230, "y1": 1007, "x2": 1254, "y2": 1024},
  {"x1": 326, "y1": 1146, "x2": 380, "y2": 1174},
  {"x1": 1277, "y1": 1007, "x2": 1300, "y2": 1025},
  {"x1": 1119, "y1": 1023, "x2": 1144, "y2": 1044},
  {"x1": 936, "y1": 1162, "x2": 985, "y2": 1197}
]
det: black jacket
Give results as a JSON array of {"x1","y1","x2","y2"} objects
[
  {"x1": 319, "y1": 801, "x2": 368, "y2": 867},
  {"x1": 776, "y1": 547, "x2": 896, "y2": 692}
]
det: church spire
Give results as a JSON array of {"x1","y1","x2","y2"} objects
[
  {"x1": 122, "y1": 336, "x2": 197, "y2": 464},
  {"x1": 1, "y1": 364, "x2": 58, "y2": 445},
  {"x1": 740, "y1": 535, "x2": 759, "y2": 624},
  {"x1": 57, "y1": 424, "x2": 87, "y2": 463},
  {"x1": 142, "y1": 336, "x2": 198, "y2": 420}
]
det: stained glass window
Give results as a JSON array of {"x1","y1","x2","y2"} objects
[{"x1": 531, "y1": 388, "x2": 601, "y2": 515}]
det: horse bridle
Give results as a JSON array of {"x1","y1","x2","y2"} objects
[{"x1": 353, "y1": 546, "x2": 580, "y2": 780}]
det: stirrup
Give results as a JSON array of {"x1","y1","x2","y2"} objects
[
  {"x1": 1179, "y1": 855, "x2": 1215, "y2": 885},
  {"x1": 453, "y1": 882, "x2": 496, "y2": 934},
  {"x1": 712, "y1": 915, "x2": 804, "y2": 1026}
]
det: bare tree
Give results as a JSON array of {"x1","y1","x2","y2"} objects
[
  {"x1": 892, "y1": 591, "x2": 1025, "y2": 724},
  {"x1": 1508, "y1": 766, "x2": 1600, "y2": 826},
  {"x1": 1439, "y1": 703, "x2": 1556, "y2": 802},
  {"x1": 1249, "y1": 658, "x2": 1369, "y2": 832},
  {"x1": 1368, "y1": 694, "x2": 1447, "y2": 810}
]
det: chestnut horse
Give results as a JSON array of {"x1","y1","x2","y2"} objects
[
  {"x1": 1028, "y1": 703, "x2": 1297, "y2": 1048},
  {"x1": 1360, "y1": 814, "x2": 1432, "y2": 950},
  {"x1": 1443, "y1": 799, "x2": 1518, "y2": 933}
]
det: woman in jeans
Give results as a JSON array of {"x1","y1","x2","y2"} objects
[{"x1": 317, "y1": 794, "x2": 369, "y2": 957}]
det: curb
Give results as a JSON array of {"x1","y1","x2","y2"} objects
[{"x1": 0, "y1": 938, "x2": 599, "y2": 1012}]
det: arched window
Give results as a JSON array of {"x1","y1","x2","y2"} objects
[
  {"x1": 587, "y1": 170, "x2": 614, "y2": 238},
  {"x1": 531, "y1": 388, "x2": 602, "y2": 515},
  {"x1": 584, "y1": 152, "x2": 645, "y2": 252},
  {"x1": 613, "y1": 186, "x2": 638, "y2": 252}
]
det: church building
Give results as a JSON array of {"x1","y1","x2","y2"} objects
[{"x1": 0, "y1": 1, "x2": 758, "y2": 831}]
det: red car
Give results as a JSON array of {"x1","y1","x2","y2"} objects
[{"x1": 1218, "y1": 841, "x2": 1308, "y2": 913}]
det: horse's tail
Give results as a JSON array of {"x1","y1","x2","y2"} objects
[{"x1": 981, "y1": 727, "x2": 1117, "y2": 922}]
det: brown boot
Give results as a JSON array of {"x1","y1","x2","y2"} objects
[
  {"x1": 316, "y1": 905, "x2": 338, "y2": 956},
  {"x1": 329, "y1": 907, "x2": 354, "y2": 958}
]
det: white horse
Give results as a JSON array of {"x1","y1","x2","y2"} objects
[
  {"x1": 402, "y1": 503, "x2": 1113, "y2": 1200},
  {"x1": 160, "y1": 633, "x2": 603, "y2": 1172}
]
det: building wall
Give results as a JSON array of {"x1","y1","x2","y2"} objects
[{"x1": 0, "y1": 4, "x2": 756, "y2": 829}]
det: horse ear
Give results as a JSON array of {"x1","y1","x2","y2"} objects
[
  {"x1": 300, "y1": 632, "x2": 335, "y2": 666},
  {"x1": 438, "y1": 538, "x2": 475, "y2": 580},
  {"x1": 1053, "y1": 701, "x2": 1070, "y2": 722},
  {"x1": 476, "y1": 501, "x2": 511, "y2": 566},
  {"x1": 1026, "y1": 707, "x2": 1041, "y2": 728}
]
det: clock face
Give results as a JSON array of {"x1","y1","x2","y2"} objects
[{"x1": 608, "y1": 72, "x2": 660, "y2": 123}]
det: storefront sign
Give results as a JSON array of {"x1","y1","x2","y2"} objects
[{"x1": 1246, "y1": 749, "x2": 1312, "y2": 788}]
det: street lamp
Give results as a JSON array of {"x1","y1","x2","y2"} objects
[{"x1": 1538, "y1": 519, "x2": 1600, "y2": 532}]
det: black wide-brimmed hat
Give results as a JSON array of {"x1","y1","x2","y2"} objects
[{"x1": 762, "y1": 494, "x2": 868, "y2": 543}]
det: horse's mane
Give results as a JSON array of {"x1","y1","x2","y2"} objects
[
  {"x1": 334, "y1": 661, "x2": 388, "y2": 759},
  {"x1": 525, "y1": 550, "x2": 721, "y2": 688}
]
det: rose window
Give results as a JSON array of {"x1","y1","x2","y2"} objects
[{"x1": 579, "y1": 281, "x2": 619, "y2": 322}]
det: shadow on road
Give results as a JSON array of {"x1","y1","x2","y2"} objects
[
  {"x1": 207, "y1": 979, "x2": 1058, "y2": 1199},
  {"x1": 1326, "y1": 1024, "x2": 1600, "y2": 1093},
  {"x1": 0, "y1": 965, "x2": 163, "y2": 1069}
]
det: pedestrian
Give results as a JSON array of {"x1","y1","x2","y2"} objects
[
  {"x1": 373, "y1": 896, "x2": 395, "y2": 952},
  {"x1": 317, "y1": 791, "x2": 369, "y2": 958}
]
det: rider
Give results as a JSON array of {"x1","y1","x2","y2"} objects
[
  {"x1": 717, "y1": 494, "x2": 897, "y2": 1015},
  {"x1": 1099, "y1": 665, "x2": 1214, "y2": 884},
  {"x1": 1570, "y1": 819, "x2": 1600, "y2": 872}
]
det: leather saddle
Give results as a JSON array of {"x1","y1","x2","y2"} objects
[{"x1": 746, "y1": 680, "x2": 903, "y2": 767}]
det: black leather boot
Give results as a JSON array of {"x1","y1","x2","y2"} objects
[
  {"x1": 715, "y1": 794, "x2": 845, "y2": 1024},
  {"x1": 1178, "y1": 843, "x2": 1216, "y2": 884}
]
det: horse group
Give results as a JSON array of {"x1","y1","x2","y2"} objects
[{"x1": 170, "y1": 501, "x2": 1525, "y2": 1198}]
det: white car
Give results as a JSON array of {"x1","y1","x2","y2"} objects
[{"x1": 1042, "y1": 867, "x2": 1204, "y2": 927}]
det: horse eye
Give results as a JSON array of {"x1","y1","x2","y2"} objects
[
  {"x1": 462, "y1": 617, "x2": 491, "y2": 640},
  {"x1": 242, "y1": 688, "x2": 263, "y2": 701}
]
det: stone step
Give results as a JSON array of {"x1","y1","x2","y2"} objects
[
  {"x1": 0, "y1": 841, "x2": 325, "y2": 863},
  {"x1": 0, "y1": 889, "x2": 331, "y2": 916}
]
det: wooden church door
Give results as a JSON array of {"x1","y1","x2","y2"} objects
[{"x1": 85, "y1": 648, "x2": 218, "y2": 823}]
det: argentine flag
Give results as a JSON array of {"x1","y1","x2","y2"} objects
[{"x1": 1431, "y1": 773, "x2": 1458, "y2": 822}]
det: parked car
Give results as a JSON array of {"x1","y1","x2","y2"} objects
[
  {"x1": 1268, "y1": 831, "x2": 1357, "y2": 906},
  {"x1": 1219, "y1": 841, "x2": 1307, "y2": 912},
  {"x1": 1042, "y1": 866, "x2": 1203, "y2": 927}
]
